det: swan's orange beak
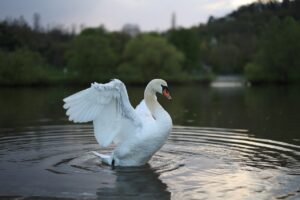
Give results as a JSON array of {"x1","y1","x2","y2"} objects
[{"x1": 163, "y1": 88, "x2": 172, "y2": 100}]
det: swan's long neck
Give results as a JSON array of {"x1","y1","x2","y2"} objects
[{"x1": 144, "y1": 84, "x2": 161, "y2": 117}]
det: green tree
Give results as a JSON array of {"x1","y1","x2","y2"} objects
[
  {"x1": 107, "y1": 31, "x2": 130, "y2": 66},
  {"x1": 167, "y1": 28, "x2": 201, "y2": 72},
  {"x1": 208, "y1": 43, "x2": 242, "y2": 74},
  {"x1": 0, "y1": 48, "x2": 47, "y2": 85},
  {"x1": 66, "y1": 27, "x2": 117, "y2": 82},
  {"x1": 245, "y1": 17, "x2": 300, "y2": 82},
  {"x1": 118, "y1": 34, "x2": 184, "y2": 82}
]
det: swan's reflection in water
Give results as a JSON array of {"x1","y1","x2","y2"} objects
[{"x1": 96, "y1": 165, "x2": 170, "y2": 200}]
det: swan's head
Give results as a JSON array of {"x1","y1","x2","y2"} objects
[{"x1": 147, "y1": 79, "x2": 172, "y2": 100}]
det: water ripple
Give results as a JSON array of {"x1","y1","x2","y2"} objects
[{"x1": 0, "y1": 125, "x2": 299, "y2": 199}]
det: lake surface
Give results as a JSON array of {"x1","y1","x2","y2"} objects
[{"x1": 0, "y1": 84, "x2": 299, "y2": 200}]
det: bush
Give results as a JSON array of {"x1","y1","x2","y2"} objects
[
  {"x1": 245, "y1": 17, "x2": 300, "y2": 83},
  {"x1": 0, "y1": 49, "x2": 48, "y2": 85},
  {"x1": 117, "y1": 34, "x2": 185, "y2": 82},
  {"x1": 66, "y1": 28, "x2": 118, "y2": 83}
]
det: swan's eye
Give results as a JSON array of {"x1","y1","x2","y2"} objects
[
  {"x1": 161, "y1": 85, "x2": 172, "y2": 100},
  {"x1": 161, "y1": 85, "x2": 169, "y2": 93}
]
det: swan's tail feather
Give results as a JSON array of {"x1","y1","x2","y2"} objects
[{"x1": 92, "y1": 151, "x2": 112, "y2": 165}]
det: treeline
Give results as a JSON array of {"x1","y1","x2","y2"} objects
[
  {"x1": 0, "y1": 16, "x2": 74, "y2": 85},
  {"x1": 0, "y1": 0, "x2": 300, "y2": 85},
  {"x1": 197, "y1": 0, "x2": 300, "y2": 83},
  {"x1": 0, "y1": 18, "x2": 211, "y2": 85}
]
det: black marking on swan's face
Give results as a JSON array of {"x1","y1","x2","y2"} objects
[
  {"x1": 161, "y1": 85, "x2": 169, "y2": 93},
  {"x1": 161, "y1": 84, "x2": 172, "y2": 100}
]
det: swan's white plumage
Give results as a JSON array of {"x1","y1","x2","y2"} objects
[
  {"x1": 63, "y1": 79, "x2": 142, "y2": 147},
  {"x1": 63, "y1": 79, "x2": 172, "y2": 166},
  {"x1": 135, "y1": 100, "x2": 155, "y2": 123}
]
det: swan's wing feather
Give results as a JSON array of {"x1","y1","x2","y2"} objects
[
  {"x1": 63, "y1": 79, "x2": 142, "y2": 147},
  {"x1": 64, "y1": 89, "x2": 107, "y2": 122}
]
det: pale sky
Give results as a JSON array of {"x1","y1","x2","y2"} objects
[{"x1": 0, "y1": 0, "x2": 257, "y2": 31}]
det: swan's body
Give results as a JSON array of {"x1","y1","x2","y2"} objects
[{"x1": 63, "y1": 79, "x2": 172, "y2": 167}]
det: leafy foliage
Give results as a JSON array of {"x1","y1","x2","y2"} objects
[
  {"x1": 1, "y1": 0, "x2": 300, "y2": 85},
  {"x1": 245, "y1": 17, "x2": 300, "y2": 83},
  {"x1": 0, "y1": 49, "x2": 48, "y2": 85},
  {"x1": 196, "y1": 0, "x2": 300, "y2": 78},
  {"x1": 66, "y1": 27, "x2": 118, "y2": 82},
  {"x1": 167, "y1": 28, "x2": 201, "y2": 72},
  {"x1": 118, "y1": 34, "x2": 184, "y2": 82}
]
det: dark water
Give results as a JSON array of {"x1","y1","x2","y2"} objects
[{"x1": 0, "y1": 85, "x2": 299, "y2": 200}]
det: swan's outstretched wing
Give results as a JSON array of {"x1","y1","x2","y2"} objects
[{"x1": 63, "y1": 79, "x2": 142, "y2": 147}]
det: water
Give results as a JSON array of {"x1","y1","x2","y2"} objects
[{"x1": 0, "y1": 85, "x2": 299, "y2": 200}]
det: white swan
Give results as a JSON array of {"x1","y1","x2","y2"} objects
[{"x1": 63, "y1": 79, "x2": 172, "y2": 167}]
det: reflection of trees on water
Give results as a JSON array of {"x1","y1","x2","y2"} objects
[
  {"x1": 161, "y1": 84, "x2": 300, "y2": 144},
  {"x1": 0, "y1": 87, "x2": 78, "y2": 128},
  {"x1": 244, "y1": 86, "x2": 300, "y2": 141},
  {"x1": 96, "y1": 165, "x2": 170, "y2": 200},
  {"x1": 163, "y1": 85, "x2": 246, "y2": 128},
  {"x1": 0, "y1": 85, "x2": 299, "y2": 144}
]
